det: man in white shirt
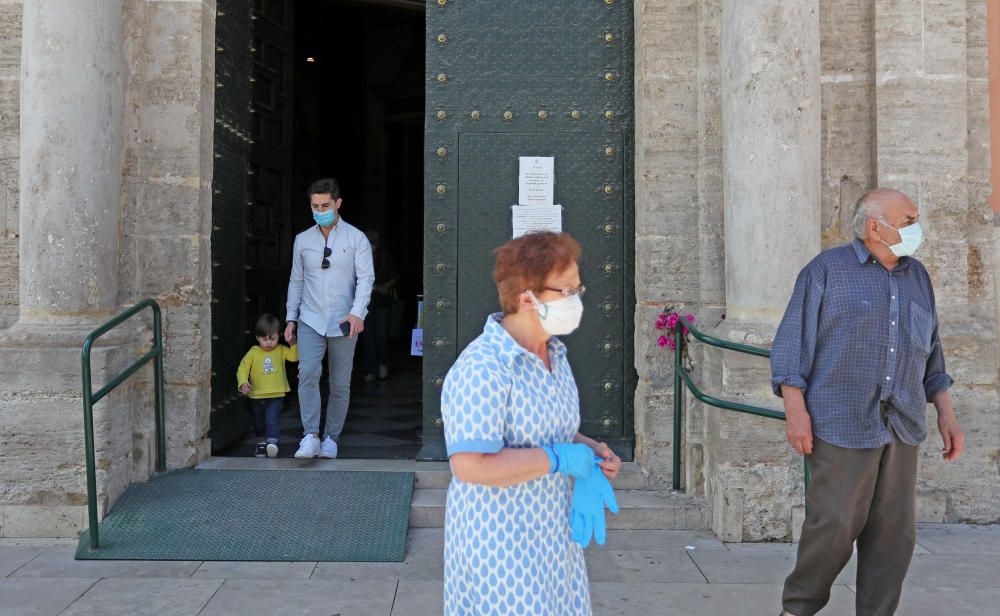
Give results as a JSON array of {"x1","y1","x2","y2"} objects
[{"x1": 284, "y1": 178, "x2": 375, "y2": 458}]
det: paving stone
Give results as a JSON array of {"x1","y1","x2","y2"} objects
[
  {"x1": 590, "y1": 529, "x2": 726, "y2": 552},
  {"x1": 873, "y1": 585, "x2": 1000, "y2": 615},
  {"x1": 585, "y1": 549, "x2": 707, "y2": 583},
  {"x1": 915, "y1": 523, "x2": 1000, "y2": 555},
  {"x1": 391, "y1": 580, "x2": 444, "y2": 615},
  {"x1": 0, "y1": 578, "x2": 98, "y2": 616},
  {"x1": 192, "y1": 561, "x2": 317, "y2": 579},
  {"x1": 11, "y1": 546, "x2": 201, "y2": 578},
  {"x1": 198, "y1": 578, "x2": 397, "y2": 615},
  {"x1": 0, "y1": 546, "x2": 43, "y2": 577},
  {"x1": 903, "y1": 554, "x2": 1000, "y2": 588},
  {"x1": 688, "y1": 548, "x2": 856, "y2": 585},
  {"x1": 59, "y1": 578, "x2": 222, "y2": 616},
  {"x1": 590, "y1": 582, "x2": 855, "y2": 615}
]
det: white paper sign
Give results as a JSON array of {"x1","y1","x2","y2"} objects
[
  {"x1": 511, "y1": 204, "x2": 562, "y2": 238},
  {"x1": 518, "y1": 156, "x2": 555, "y2": 205}
]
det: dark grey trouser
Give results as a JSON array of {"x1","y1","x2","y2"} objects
[{"x1": 782, "y1": 426, "x2": 918, "y2": 616}]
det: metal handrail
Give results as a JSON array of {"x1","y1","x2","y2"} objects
[
  {"x1": 671, "y1": 318, "x2": 810, "y2": 492},
  {"x1": 81, "y1": 299, "x2": 165, "y2": 550}
]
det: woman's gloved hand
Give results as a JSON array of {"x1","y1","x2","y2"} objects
[
  {"x1": 570, "y1": 461, "x2": 620, "y2": 548},
  {"x1": 541, "y1": 443, "x2": 596, "y2": 480}
]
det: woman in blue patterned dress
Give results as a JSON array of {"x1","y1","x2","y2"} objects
[{"x1": 441, "y1": 232, "x2": 622, "y2": 615}]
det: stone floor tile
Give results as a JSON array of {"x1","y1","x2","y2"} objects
[
  {"x1": 11, "y1": 546, "x2": 201, "y2": 578},
  {"x1": 312, "y1": 552, "x2": 444, "y2": 581},
  {"x1": 915, "y1": 523, "x2": 1000, "y2": 555},
  {"x1": 590, "y1": 582, "x2": 855, "y2": 615},
  {"x1": 903, "y1": 554, "x2": 1000, "y2": 588},
  {"x1": 0, "y1": 577, "x2": 98, "y2": 616},
  {"x1": 391, "y1": 580, "x2": 443, "y2": 615},
  {"x1": 591, "y1": 529, "x2": 726, "y2": 552},
  {"x1": 0, "y1": 546, "x2": 44, "y2": 577},
  {"x1": 198, "y1": 578, "x2": 396, "y2": 615},
  {"x1": 59, "y1": 578, "x2": 222, "y2": 616},
  {"x1": 405, "y1": 527, "x2": 444, "y2": 552},
  {"x1": 192, "y1": 560, "x2": 317, "y2": 578},
  {"x1": 689, "y1": 548, "x2": 856, "y2": 585},
  {"x1": 854, "y1": 585, "x2": 1000, "y2": 615},
  {"x1": 585, "y1": 550, "x2": 707, "y2": 583}
]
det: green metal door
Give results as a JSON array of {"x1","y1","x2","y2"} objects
[{"x1": 421, "y1": 0, "x2": 635, "y2": 460}]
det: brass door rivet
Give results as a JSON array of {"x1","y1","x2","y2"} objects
[
  {"x1": 604, "y1": 263, "x2": 615, "y2": 273},
  {"x1": 605, "y1": 33, "x2": 615, "y2": 43},
  {"x1": 434, "y1": 339, "x2": 446, "y2": 348},
  {"x1": 603, "y1": 342, "x2": 614, "y2": 353},
  {"x1": 437, "y1": 0, "x2": 447, "y2": 5},
  {"x1": 604, "y1": 184, "x2": 614, "y2": 194},
  {"x1": 436, "y1": 300, "x2": 447, "y2": 310},
  {"x1": 603, "y1": 382, "x2": 614, "y2": 392},
  {"x1": 604, "y1": 71, "x2": 615, "y2": 81},
  {"x1": 435, "y1": 417, "x2": 444, "y2": 426},
  {"x1": 604, "y1": 110, "x2": 615, "y2": 120},
  {"x1": 605, "y1": 0, "x2": 614, "y2": 5},
  {"x1": 436, "y1": 223, "x2": 447, "y2": 232},
  {"x1": 603, "y1": 418, "x2": 614, "y2": 427},
  {"x1": 537, "y1": 110, "x2": 548, "y2": 120},
  {"x1": 434, "y1": 377, "x2": 444, "y2": 387},
  {"x1": 436, "y1": 146, "x2": 448, "y2": 157},
  {"x1": 570, "y1": 110, "x2": 582, "y2": 119},
  {"x1": 435, "y1": 263, "x2": 446, "y2": 273},
  {"x1": 470, "y1": 109, "x2": 481, "y2": 119},
  {"x1": 435, "y1": 184, "x2": 447, "y2": 194},
  {"x1": 603, "y1": 302, "x2": 615, "y2": 313},
  {"x1": 605, "y1": 146, "x2": 614, "y2": 156},
  {"x1": 437, "y1": 72, "x2": 447, "y2": 83},
  {"x1": 604, "y1": 223, "x2": 615, "y2": 234},
  {"x1": 437, "y1": 33, "x2": 447, "y2": 44},
  {"x1": 503, "y1": 110, "x2": 514, "y2": 120},
  {"x1": 436, "y1": 110, "x2": 447, "y2": 120}
]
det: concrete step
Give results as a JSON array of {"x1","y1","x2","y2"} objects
[{"x1": 409, "y1": 487, "x2": 708, "y2": 530}]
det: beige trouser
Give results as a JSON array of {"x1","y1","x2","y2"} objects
[{"x1": 781, "y1": 424, "x2": 918, "y2": 616}]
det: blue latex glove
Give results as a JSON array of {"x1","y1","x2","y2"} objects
[
  {"x1": 541, "y1": 443, "x2": 595, "y2": 479},
  {"x1": 570, "y1": 460, "x2": 620, "y2": 548}
]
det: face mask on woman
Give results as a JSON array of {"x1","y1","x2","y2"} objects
[{"x1": 529, "y1": 291, "x2": 584, "y2": 336}]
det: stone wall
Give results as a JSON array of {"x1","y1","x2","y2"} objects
[{"x1": 0, "y1": 0, "x2": 20, "y2": 329}]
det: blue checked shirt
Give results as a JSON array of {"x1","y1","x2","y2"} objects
[{"x1": 771, "y1": 240, "x2": 952, "y2": 448}]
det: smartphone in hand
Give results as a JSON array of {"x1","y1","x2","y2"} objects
[{"x1": 340, "y1": 321, "x2": 352, "y2": 336}]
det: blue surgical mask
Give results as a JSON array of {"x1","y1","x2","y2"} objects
[
  {"x1": 878, "y1": 220, "x2": 923, "y2": 257},
  {"x1": 313, "y1": 209, "x2": 337, "y2": 227}
]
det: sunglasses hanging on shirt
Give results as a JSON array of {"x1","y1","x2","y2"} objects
[{"x1": 322, "y1": 246, "x2": 332, "y2": 269}]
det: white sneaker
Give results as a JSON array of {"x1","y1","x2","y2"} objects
[
  {"x1": 294, "y1": 434, "x2": 320, "y2": 459},
  {"x1": 318, "y1": 436, "x2": 338, "y2": 459},
  {"x1": 266, "y1": 443, "x2": 278, "y2": 458},
  {"x1": 378, "y1": 364, "x2": 389, "y2": 379}
]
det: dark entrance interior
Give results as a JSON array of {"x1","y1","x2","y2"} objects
[{"x1": 211, "y1": 0, "x2": 425, "y2": 458}]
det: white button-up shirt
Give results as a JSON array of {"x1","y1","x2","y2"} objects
[{"x1": 286, "y1": 219, "x2": 375, "y2": 336}]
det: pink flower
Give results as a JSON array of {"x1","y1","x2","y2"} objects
[
  {"x1": 665, "y1": 337, "x2": 677, "y2": 350},
  {"x1": 685, "y1": 313, "x2": 695, "y2": 323},
  {"x1": 655, "y1": 314, "x2": 669, "y2": 329},
  {"x1": 681, "y1": 326, "x2": 689, "y2": 336},
  {"x1": 666, "y1": 313, "x2": 680, "y2": 329},
  {"x1": 657, "y1": 335, "x2": 669, "y2": 347}
]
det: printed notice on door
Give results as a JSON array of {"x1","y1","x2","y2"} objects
[
  {"x1": 518, "y1": 156, "x2": 555, "y2": 205},
  {"x1": 511, "y1": 204, "x2": 562, "y2": 239}
]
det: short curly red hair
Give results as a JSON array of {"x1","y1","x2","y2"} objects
[{"x1": 493, "y1": 232, "x2": 581, "y2": 314}]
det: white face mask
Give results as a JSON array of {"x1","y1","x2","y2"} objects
[
  {"x1": 528, "y1": 291, "x2": 583, "y2": 336},
  {"x1": 878, "y1": 220, "x2": 923, "y2": 257}
]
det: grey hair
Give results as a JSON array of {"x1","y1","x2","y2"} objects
[{"x1": 851, "y1": 191, "x2": 889, "y2": 239}]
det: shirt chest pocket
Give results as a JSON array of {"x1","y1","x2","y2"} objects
[{"x1": 909, "y1": 301, "x2": 934, "y2": 354}]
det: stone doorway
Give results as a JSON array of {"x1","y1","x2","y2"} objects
[{"x1": 210, "y1": 0, "x2": 426, "y2": 459}]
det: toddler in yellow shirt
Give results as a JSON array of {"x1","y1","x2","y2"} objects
[{"x1": 237, "y1": 314, "x2": 298, "y2": 457}]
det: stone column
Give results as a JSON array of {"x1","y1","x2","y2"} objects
[
  {"x1": 706, "y1": 0, "x2": 821, "y2": 541},
  {"x1": 17, "y1": 0, "x2": 125, "y2": 325},
  {"x1": 0, "y1": 0, "x2": 130, "y2": 537}
]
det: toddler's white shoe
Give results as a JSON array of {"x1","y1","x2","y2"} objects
[{"x1": 294, "y1": 434, "x2": 320, "y2": 459}]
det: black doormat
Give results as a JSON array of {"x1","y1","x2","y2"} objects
[{"x1": 76, "y1": 469, "x2": 414, "y2": 562}]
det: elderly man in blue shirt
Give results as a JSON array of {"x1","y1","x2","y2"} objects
[
  {"x1": 771, "y1": 188, "x2": 965, "y2": 616},
  {"x1": 284, "y1": 178, "x2": 375, "y2": 459}
]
